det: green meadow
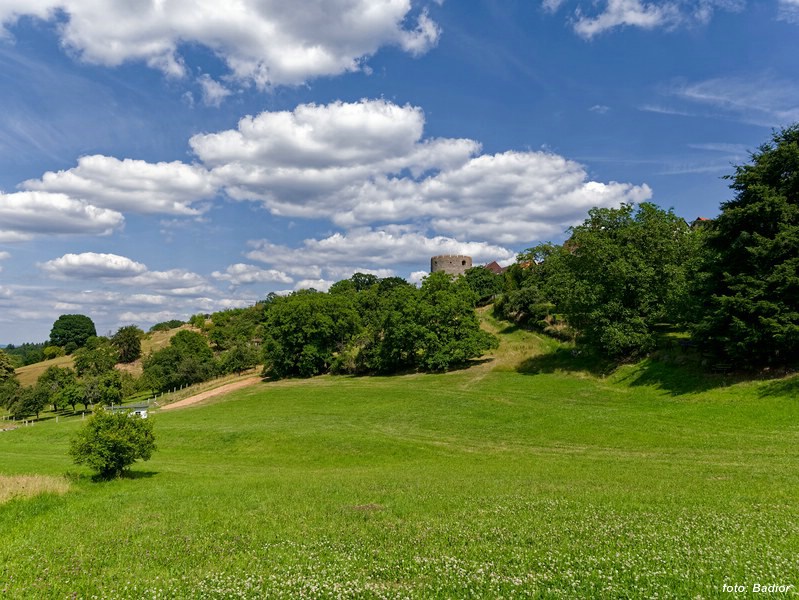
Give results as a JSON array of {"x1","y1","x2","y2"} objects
[{"x1": 1, "y1": 322, "x2": 798, "y2": 598}]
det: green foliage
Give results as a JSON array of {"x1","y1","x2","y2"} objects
[
  {"x1": 69, "y1": 408, "x2": 156, "y2": 478},
  {"x1": 73, "y1": 337, "x2": 117, "y2": 376},
  {"x1": 189, "y1": 314, "x2": 209, "y2": 329},
  {"x1": 82, "y1": 371, "x2": 124, "y2": 408},
  {"x1": 350, "y1": 280, "x2": 425, "y2": 373},
  {"x1": 2, "y1": 342, "x2": 46, "y2": 366},
  {"x1": 60, "y1": 381, "x2": 86, "y2": 413},
  {"x1": 49, "y1": 314, "x2": 97, "y2": 352},
  {"x1": 1, "y1": 358, "x2": 49, "y2": 419},
  {"x1": 264, "y1": 274, "x2": 497, "y2": 378},
  {"x1": 219, "y1": 343, "x2": 260, "y2": 375},
  {"x1": 0, "y1": 349, "x2": 15, "y2": 381},
  {"x1": 149, "y1": 319, "x2": 185, "y2": 333},
  {"x1": 112, "y1": 325, "x2": 144, "y2": 363},
  {"x1": 0, "y1": 380, "x2": 47, "y2": 420},
  {"x1": 518, "y1": 203, "x2": 697, "y2": 359},
  {"x1": 416, "y1": 272, "x2": 498, "y2": 370},
  {"x1": 43, "y1": 345, "x2": 66, "y2": 360},
  {"x1": 36, "y1": 365, "x2": 78, "y2": 411},
  {"x1": 463, "y1": 266, "x2": 503, "y2": 306},
  {"x1": 263, "y1": 291, "x2": 362, "y2": 378},
  {"x1": 142, "y1": 330, "x2": 217, "y2": 391},
  {"x1": 693, "y1": 124, "x2": 799, "y2": 367},
  {"x1": 206, "y1": 306, "x2": 264, "y2": 351}
]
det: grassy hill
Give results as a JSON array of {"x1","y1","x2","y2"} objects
[{"x1": 1, "y1": 322, "x2": 797, "y2": 598}]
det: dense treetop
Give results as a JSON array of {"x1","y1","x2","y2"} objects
[{"x1": 49, "y1": 314, "x2": 97, "y2": 353}]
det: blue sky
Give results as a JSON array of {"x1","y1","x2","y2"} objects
[{"x1": 0, "y1": 0, "x2": 797, "y2": 344}]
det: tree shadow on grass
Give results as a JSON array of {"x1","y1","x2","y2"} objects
[
  {"x1": 614, "y1": 358, "x2": 735, "y2": 396},
  {"x1": 92, "y1": 470, "x2": 159, "y2": 483},
  {"x1": 517, "y1": 347, "x2": 616, "y2": 378},
  {"x1": 121, "y1": 470, "x2": 159, "y2": 480},
  {"x1": 66, "y1": 469, "x2": 159, "y2": 483},
  {"x1": 517, "y1": 347, "x2": 752, "y2": 396},
  {"x1": 497, "y1": 323, "x2": 522, "y2": 335}
]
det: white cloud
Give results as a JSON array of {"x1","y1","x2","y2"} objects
[
  {"x1": 669, "y1": 76, "x2": 799, "y2": 126},
  {"x1": 0, "y1": 1, "x2": 440, "y2": 87},
  {"x1": 590, "y1": 104, "x2": 610, "y2": 114},
  {"x1": 211, "y1": 263, "x2": 293, "y2": 286},
  {"x1": 0, "y1": 190, "x2": 124, "y2": 241},
  {"x1": 191, "y1": 98, "x2": 475, "y2": 173},
  {"x1": 779, "y1": 0, "x2": 799, "y2": 22},
  {"x1": 39, "y1": 252, "x2": 147, "y2": 278},
  {"x1": 397, "y1": 9, "x2": 441, "y2": 56},
  {"x1": 0, "y1": 250, "x2": 9, "y2": 271},
  {"x1": 192, "y1": 99, "x2": 649, "y2": 245},
  {"x1": 37, "y1": 251, "x2": 215, "y2": 297},
  {"x1": 409, "y1": 270, "x2": 428, "y2": 285},
  {"x1": 198, "y1": 74, "x2": 232, "y2": 107},
  {"x1": 545, "y1": 1, "x2": 744, "y2": 38},
  {"x1": 293, "y1": 279, "x2": 335, "y2": 292},
  {"x1": 22, "y1": 155, "x2": 217, "y2": 216},
  {"x1": 125, "y1": 270, "x2": 216, "y2": 296},
  {"x1": 542, "y1": 0, "x2": 567, "y2": 12},
  {"x1": 573, "y1": 0, "x2": 679, "y2": 38}
]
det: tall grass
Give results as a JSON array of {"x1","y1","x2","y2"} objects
[{"x1": 0, "y1": 475, "x2": 69, "y2": 503}]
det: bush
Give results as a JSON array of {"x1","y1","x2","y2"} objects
[{"x1": 69, "y1": 409, "x2": 156, "y2": 479}]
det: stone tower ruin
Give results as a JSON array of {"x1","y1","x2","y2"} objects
[{"x1": 430, "y1": 255, "x2": 472, "y2": 277}]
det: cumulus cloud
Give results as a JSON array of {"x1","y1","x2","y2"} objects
[
  {"x1": 191, "y1": 99, "x2": 649, "y2": 245},
  {"x1": 22, "y1": 155, "x2": 217, "y2": 216},
  {"x1": 0, "y1": 190, "x2": 124, "y2": 241},
  {"x1": 0, "y1": 1, "x2": 440, "y2": 87},
  {"x1": 38, "y1": 251, "x2": 215, "y2": 297},
  {"x1": 38, "y1": 252, "x2": 147, "y2": 279},
  {"x1": 7, "y1": 98, "x2": 651, "y2": 246}
]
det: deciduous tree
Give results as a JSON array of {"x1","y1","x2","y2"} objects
[
  {"x1": 524, "y1": 203, "x2": 697, "y2": 358},
  {"x1": 112, "y1": 325, "x2": 144, "y2": 363},
  {"x1": 49, "y1": 314, "x2": 97, "y2": 352}
]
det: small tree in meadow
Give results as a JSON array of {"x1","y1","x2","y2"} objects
[{"x1": 69, "y1": 409, "x2": 156, "y2": 479}]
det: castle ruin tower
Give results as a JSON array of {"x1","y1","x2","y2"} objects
[{"x1": 430, "y1": 255, "x2": 472, "y2": 277}]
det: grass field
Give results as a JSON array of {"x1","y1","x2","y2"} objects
[{"x1": 1, "y1": 322, "x2": 798, "y2": 598}]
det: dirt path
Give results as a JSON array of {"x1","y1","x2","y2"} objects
[{"x1": 160, "y1": 376, "x2": 262, "y2": 411}]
